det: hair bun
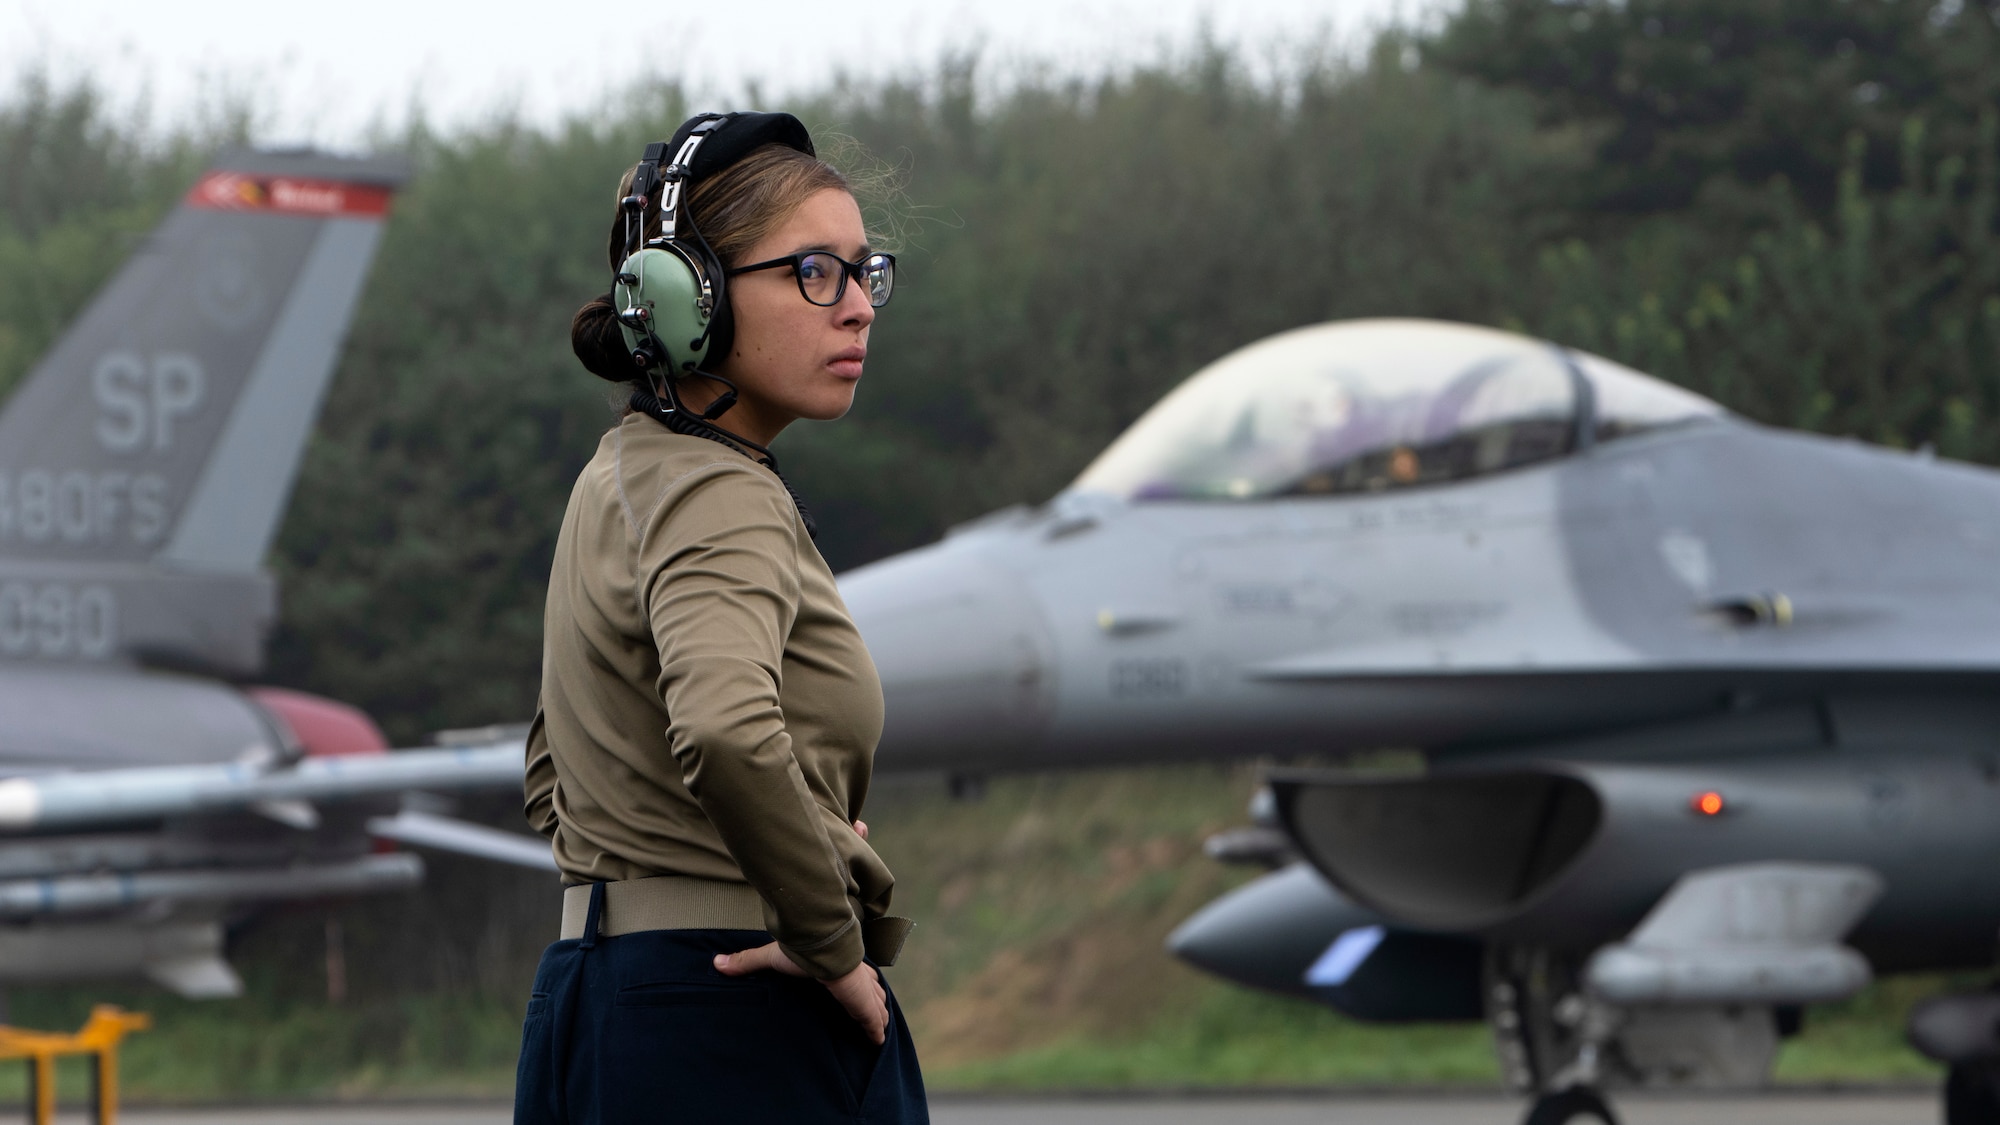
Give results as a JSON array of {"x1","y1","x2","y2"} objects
[{"x1": 570, "y1": 294, "x2": 639, "y2": 382}]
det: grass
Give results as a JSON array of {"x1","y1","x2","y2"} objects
[
  {"x1": 0, "y1": 989, "x2": 524, "y2": 1103},
  {"x1": 930, "y1": 984, "x2": 1500, "y2": 1090},
  {"x1": 0, "y1": 764, "x2": 1960, "y2": 1101},
  {"x1": 1771, "y1": 973, "x2": 1965, "y2": 1085}
]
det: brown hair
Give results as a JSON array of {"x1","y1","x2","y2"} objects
[{"x1": 569, "y1": 143, "x2": 852, "y2": 381}]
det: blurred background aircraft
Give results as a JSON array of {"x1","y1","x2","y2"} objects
[
  {"x1": 0, "y1": 148, "x2": 550, "y2": 1000},
  {"x1": 838, "y1": 317, "x2": 2000, "y2": 1123}
]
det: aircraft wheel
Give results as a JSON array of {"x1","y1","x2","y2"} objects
[
  {"x1": 1522, "y1": 1085, "x2": 1618, "y2": 1125},
  {"x1": 1946, "y1": 1061, "x2": 2000, "y2": 1125}
]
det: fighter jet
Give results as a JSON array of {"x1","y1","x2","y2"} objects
[
  {"x1": 0, "y1": 150, "x2": 549, "y2": 999},
  {"x1": 838, "y1": 318, "x2": 2000, "y2": 1125}
]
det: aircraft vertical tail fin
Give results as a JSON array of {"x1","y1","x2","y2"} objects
[{"x1": 0, "y1": 151, "x2": 408, "y2": 674}]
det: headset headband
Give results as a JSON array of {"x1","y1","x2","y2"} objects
[
  {"x1": 642, "y1": 119, "x2": 727, "y2": 250},
  {"x1": 625, "y1": 112, "x2": 816, "y2": 255}
]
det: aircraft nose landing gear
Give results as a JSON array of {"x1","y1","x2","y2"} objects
[
  {"x1": 1522, "y1": 1085, "x2": 1617, "y2": 1125},
  {"x1": 1487, "y1": 942, "x2": 1789, "y2": 1125}
]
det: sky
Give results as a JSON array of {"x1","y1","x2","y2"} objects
[{"x1": 2, "y1": 0, "x2": 1441, "y2": 146}]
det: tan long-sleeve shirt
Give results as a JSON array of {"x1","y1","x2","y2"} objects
[{"x1": 525, "y1": 412, "x2": 892, "y2": 979}]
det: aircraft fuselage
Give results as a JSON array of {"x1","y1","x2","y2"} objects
[{"x1": 846, "y1": 417, "x2": 2000, "y2": 773}]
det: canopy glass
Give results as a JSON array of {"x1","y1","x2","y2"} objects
[{"x1": 1071, "y1": 319, "x2": 1721, "y2": 501}]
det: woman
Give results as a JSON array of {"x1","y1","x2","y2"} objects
[{"x1": 515, "y1": 111, "x2": 925, "y2": 1124}]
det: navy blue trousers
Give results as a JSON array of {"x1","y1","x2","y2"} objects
[{"x1": 513, "y1": 912, "x2": 928, "y2": 1123}]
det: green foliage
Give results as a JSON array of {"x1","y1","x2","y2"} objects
[
  {"x1": 0, "y1": 200, "x2": 161, "y2": 402},
  {"x1": 1773, "y1": 971, "x2": 1968, "y2": 1083},
  {"x1": 0, "y1": 70, "x2": 162, "y2": 239},
  {"x1": 1517, "y1": 113, "x2": 2000, "y2": 455},
  {"x1": 1430, "y1": 0, "x2": 2000, "y2": 218}
]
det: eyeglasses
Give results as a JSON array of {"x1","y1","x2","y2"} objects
[{"x1": 727, "y1": 251, "x2": 896, "y2": 308}]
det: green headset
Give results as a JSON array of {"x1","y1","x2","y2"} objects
[{"x1": 612, "y1": 111, "x2": 815, "y2": 414}]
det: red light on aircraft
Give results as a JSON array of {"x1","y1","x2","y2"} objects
[{"x1": 1690, "y1": 790, "x2": 1727, "y2": 817}]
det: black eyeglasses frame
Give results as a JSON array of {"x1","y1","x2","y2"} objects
[{"x1": 726, "y1": 251, "x2": 896, "y2": 308}]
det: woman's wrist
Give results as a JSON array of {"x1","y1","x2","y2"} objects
[{"x1": 778, "y1": 926, "x2": 865, "y2": 980}]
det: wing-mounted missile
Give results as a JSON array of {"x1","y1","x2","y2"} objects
[
  {"x1": 367, "y1": 808, "x2": 557, "y2": 871},
  {"x1": 0, "y1": 857, "x2": 424, "y2": 999},
  {"x1": 0, "y1": 739, "x2": 526, "y2": 833},
  {"x1": 0, "y1": 920, "x2": 243, "y2": 998},
  {"x1": 0, "y1": 732, "x2": 556, "y2": 871},
  {"x1": 0, "y1": 853, "x2": 422, "y2": 919}
]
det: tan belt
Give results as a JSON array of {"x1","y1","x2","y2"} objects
[
  {"x1": 560, "y1": 875, "x2": 766, "y2": 937},
  {"x1": 559, "y1": 876, "x2": 913, "y2": 966}
]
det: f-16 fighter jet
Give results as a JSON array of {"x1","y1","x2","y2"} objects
[
  {"x1": 838, "y1": 319, "x2": 2000, "y2": 1125},
  {"x1": 0, "y1": 150, "x2": 547, "y2": 1000}
]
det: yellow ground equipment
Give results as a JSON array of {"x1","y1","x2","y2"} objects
[{"x1": 0, "y1": 1005, "x2": 150, "y2": 1124}]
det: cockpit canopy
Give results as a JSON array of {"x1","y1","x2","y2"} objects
[{"x1": 1070, "y1": 319, "x2": 1722, "y2": 502}]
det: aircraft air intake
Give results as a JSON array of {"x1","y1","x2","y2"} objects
[{"x1": 1270, "y1": 770, "x2": 1601, "y2": 932}]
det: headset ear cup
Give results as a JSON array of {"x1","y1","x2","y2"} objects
[{"x1": 614, "y1": 246, "x2": 713, "y2": 376}]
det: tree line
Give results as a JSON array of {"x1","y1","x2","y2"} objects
[{"x1": 2, "y1": 0, "x2": 1996, "y2": 740}]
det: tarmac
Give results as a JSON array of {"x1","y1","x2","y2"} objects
[{"x1": 52, "y1": 1089, "x2": 1937, "y2": 1124}]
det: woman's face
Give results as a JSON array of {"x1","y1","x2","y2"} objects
[{"x1": 710, "y1": 187, "x2": 875, "y2": 445}]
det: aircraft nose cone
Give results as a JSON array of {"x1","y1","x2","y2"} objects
[{"x1": 840, "y1": 544, "x2": 1053, "y2": 770}]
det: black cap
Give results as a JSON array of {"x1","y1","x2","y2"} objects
[{"x1": 664, "y1": 112, "x2": 814, "y2": 183}]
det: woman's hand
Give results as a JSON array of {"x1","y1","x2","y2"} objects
[
  {"x1": 713, "y1": 942, "x2": 888, "y2": 1045},
  {"x1": 820, "y1": 958, "x2": 888, "y2": 1045},
  {"x1": 711, "y1": 819, "x2": 886, "y2": 1041}
]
